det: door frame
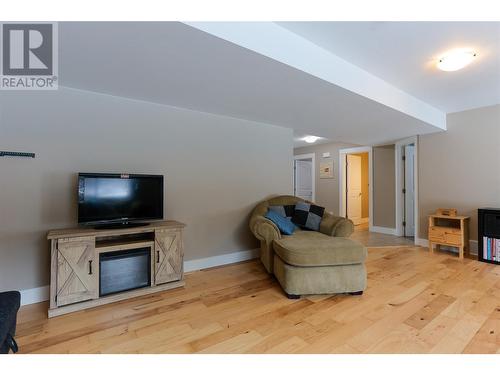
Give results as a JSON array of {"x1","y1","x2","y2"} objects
[
  {"x1": 395, "y1": 136, "x2": 419, "y2": 243},
  {"x1": 293, "y1": 153, "x2": 316, "y2": 202},
  {"x1": 339, "y1": 146, "x2": 373, "y2": 230}
]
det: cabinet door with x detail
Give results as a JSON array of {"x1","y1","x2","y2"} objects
[
  {"x1": 56, "y1": 236, "x2": 97, "y2": 307},
  {"x1": 154, "y1": 229, "x2": 183, "y2": 285}
]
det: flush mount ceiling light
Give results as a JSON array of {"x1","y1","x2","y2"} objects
[
  {"x1": 437, "y1": 49, "x2": 477, "y2": 72},
  {"x1": 303, "y1": 136, "x2": 320, "y2": 143}
]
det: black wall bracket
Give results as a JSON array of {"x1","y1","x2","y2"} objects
[{"x1": 0, "y1": 151, "x2": 36, "y2": 158}]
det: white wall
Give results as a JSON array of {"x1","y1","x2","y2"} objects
[
  {"x1": 419, "y1": 104, "x2": 500, "y2": 240},
  {"x1": 0, "y1": 87, "x2": 293, "y2": 292}
]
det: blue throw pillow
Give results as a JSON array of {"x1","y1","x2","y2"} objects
[
  {"x1": 268, "y1": 205, "x2": 295, "y2": 219},
  {"x1": 265, "y1": 209, "x2": 296, "y2": 235}
]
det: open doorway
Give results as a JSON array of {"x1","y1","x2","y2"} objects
[
  {"x1": 339, "y1": 147, "x2": 372, "y2": 232},
  {"x1": 403, "y1": 144, "x2": 415, "y2": 237},
  {"x1": 396, "y1": 137, "x2": 419, "y2": 242},
  {"x1": 293, "y1": 153, "x2": 315, "y2": 201},
  {"x1": 347, "y1": 153, "x2": 369, "y2": 229}
]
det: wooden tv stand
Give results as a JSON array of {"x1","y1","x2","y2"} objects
[{"x1": 47, "y1": 220, "x2": 186, "y2": 318}]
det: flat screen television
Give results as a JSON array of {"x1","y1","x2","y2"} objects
[{"x1": 78, "y1": 173, "x2": 163, "y2": 227}]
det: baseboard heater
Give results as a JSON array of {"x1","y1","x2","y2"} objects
[{"x1": 99, "y1": 247, "x2": 151, "y2": 296}]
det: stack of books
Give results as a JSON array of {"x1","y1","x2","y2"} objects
[{"x1": 483, "y1": 236, "x2": 500, "y2": 262}]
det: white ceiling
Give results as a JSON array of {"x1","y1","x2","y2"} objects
[
  {"x1": 57, "y1": 22, "x2": 441, "y2": 147},
  {"x1": 278, "y1": 22, "x2": 500, "y2": 113},
  {"x1": 49, "y1": 22, "x2": 500, "y2": 147}
]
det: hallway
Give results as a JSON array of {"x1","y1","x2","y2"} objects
[{"x1": 351, "y1": 223, "x2": 415, "y2": 247}]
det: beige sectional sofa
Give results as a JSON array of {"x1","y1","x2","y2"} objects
[{"x1": 249, "y1": 195, "x2": 367, "y2": 298}]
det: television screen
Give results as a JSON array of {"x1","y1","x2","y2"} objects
[{"x1": 78, "y1": 173, "x2": 163, "y2": 225}]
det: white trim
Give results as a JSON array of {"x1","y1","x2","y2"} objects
[
  {"x1": 395, "y1": 136, "x2": 419, "y2": 245},
  {"x1": 340, "y1": 153, "x2": 346, "y2": 217},
  {"x1": 370, "y1": 226, "x2": 398, "y2": 236},
  {"x1": 470, "y1": 240, "x2": 478, "y2": 256},
  {"x1": 339, "y1": 146, "x2": 373, "y2": 230},
  {"x1": 20, "y1": 285, "x2": 49, "y2": 306},
  {"x1": 293, "y1": 152, "x2": 316, "y2": 202},
  {"x1": 416, "y1": 237, "x2": 429, "y2": 247},
  {"x1": 19, "y1": 249, "x2": 260, "y2": 306},
  {"x1": 183, "y1": 248, "x2": 259, "y2": 273},
  {"x1": 416, "y1": 238, "x2": 478, "y2": 256}
]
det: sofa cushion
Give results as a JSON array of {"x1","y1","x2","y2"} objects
[
  {"x1": 292, "y1": 202, "x2": 325, "y2": 231},
  {"x1": 273, "y1": 231, "x2": 366, "y2": 267},
  {"x1": 265, "y1": 210, "x2": 296, "y2": 235}
]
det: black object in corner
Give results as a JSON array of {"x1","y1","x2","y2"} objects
[{"x1": 0, "y1": 291, "x2": 21, "y2": 354}]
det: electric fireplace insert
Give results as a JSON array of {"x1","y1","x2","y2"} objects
[{"x1": 99, "y1": 247, "x2": 151, "y2": 296}]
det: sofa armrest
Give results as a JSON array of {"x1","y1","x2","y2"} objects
[
  {"x1": 250, "y1": 216, "x2": 282, "y2": 243},
  {"x1": 333, "y1": 218, "x2": 355, "y2": 237},
  {"x1": 319, "y1": 212, "x2": 354, "y2": 237}
]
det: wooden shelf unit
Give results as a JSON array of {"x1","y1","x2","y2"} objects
[
  {"x1": 428, "y1": 214, "x2": 469, "y2": 259},
  {"x1": 47, "y1": 220, "x2": 186, "y2": 318},
  {"x1": 478, "y1": 208, "x2": 500, "y2": 265}
]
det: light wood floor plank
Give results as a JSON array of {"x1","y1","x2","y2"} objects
[{"x1": 462, "y1": 306, "x2": 500, "y2": 354}]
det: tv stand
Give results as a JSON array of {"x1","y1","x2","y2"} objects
[
  {"x1": 47, "y1": 220, "x2": 185, "y2": 318},
  {"x1": 92, "y1": 222, "x2": 150, "y2": 230}
]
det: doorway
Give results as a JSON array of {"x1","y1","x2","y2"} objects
[
  {"x1": 395, "y1": 136, "x2": 419, "y2": 242},
  {"x1": 347, "y1": 154, "x2": 363, "y2": 225},
  {"x1": 293, "y1": 153, "x2": 315, "y2": 201},
  {"x1": 339, "y1": 147, "x2": 372, "y2": 231},
  {"x1": 403, "y1": 144, "x2": 415, "y2": 237}
]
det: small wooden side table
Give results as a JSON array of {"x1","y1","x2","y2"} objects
[{"x1": 428, "y1": 214, "x2": 470, "y2": 259}]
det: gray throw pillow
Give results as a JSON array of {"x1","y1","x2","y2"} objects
[{"x1": 291, "y1": 201, "x2": 325, "y2": 231}]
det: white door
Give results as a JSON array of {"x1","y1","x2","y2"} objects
[
  {"x1": 294, "y1": 159, "x2": 313, "y2": 201},
  {"x1": 347, "y1": 154, "x2": 362, "y2": 225},
  {"x1": 404, "y1": 144, "x2": 415, "y2": 236}
]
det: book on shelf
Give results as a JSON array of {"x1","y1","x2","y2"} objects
[{"x1": 482, "y1": 236, "x2": 500, "y2": 262}]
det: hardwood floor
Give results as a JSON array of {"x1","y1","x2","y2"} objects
[{"x1": 16, "y1": 246, "x2": 500, "y2": 354}]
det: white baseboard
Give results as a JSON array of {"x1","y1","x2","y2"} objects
[
  {"x1": 184, "y1": 248, "x2": 259, "y2": 273},
  {"x1": 416, "y1": 238, "x2": 478, "y2": 256},
  {"x1": 415, "y1": 237, "x2": 428, "y2": 247},
  {"x1": 370, "y1": 226, "x2": 397, "y2": 236},
  {"x1": 469, "y1": 240, "x2": 478, "y2": 256},
  {"x1": 20, "y1": 285, "x2": 49, "y2": 306},
  {"x1": 18, "y1": 248, "x2": 260, "y2": 306}
]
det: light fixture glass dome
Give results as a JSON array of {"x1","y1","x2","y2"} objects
[
  {"x1": 303, "y1": 136, "x2": 320, "y2": 143},
  {"x1": 437, "y1": 49, "x2": 477, "y2": 72}
]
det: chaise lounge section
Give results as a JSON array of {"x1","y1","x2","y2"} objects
[{"x1": 250, "y1": 195, "x2": 367, "y2": 298}]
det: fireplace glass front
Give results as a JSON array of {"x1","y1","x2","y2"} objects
[{"x1": 99, "y1": 247, "x2": 151, "y2": 296}]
